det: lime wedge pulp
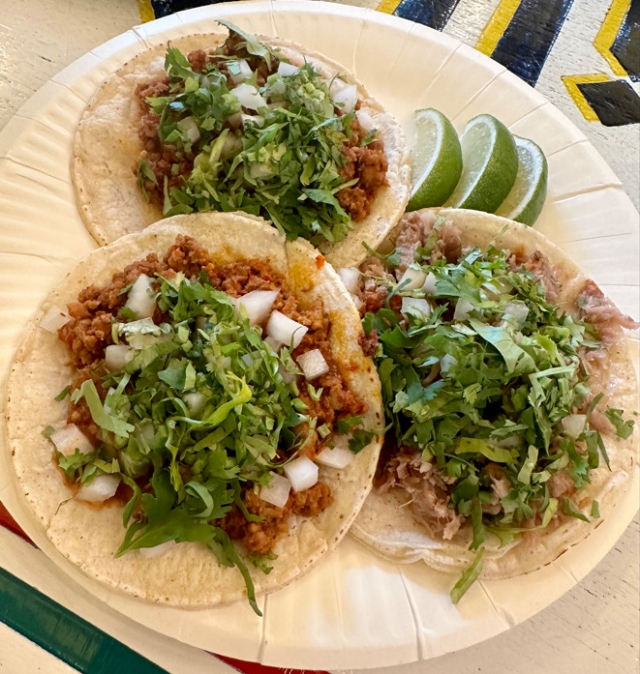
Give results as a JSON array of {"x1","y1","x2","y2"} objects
[
  {"x1": 406, "y1": 108, "x2": 463, "y2": 211},
  {"x1": 495, "y1": 136, "x2": 548, "y2": 226},
  {"x1": 444, "y1": 114, "x2": 518, "y2": 213}
]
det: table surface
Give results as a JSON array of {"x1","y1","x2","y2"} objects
[{"x1": 0, "y1": 1, "x2": 638, "y2": 674}]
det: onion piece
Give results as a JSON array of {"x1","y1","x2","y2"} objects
[
  {"x1": 184, "y1": 391, "x2": 206, "y2": 415},
  {"x1": 503, "y1": 302, "x2": 529, "y2": 324},
  {"x1": 229, "y1": 59, "x2": 253, "y2": 84},
  {"x1": 104, "y1": 344, "x2": 134, "y2": 371},
  {"x1": 399, "y1": 266, "x2": 426, "y2": 291},
  {"x1": 277, "y1": 61, "x2": 299, "y2": 76},
  {"x1": 454, "y1": 298, "x2": 475, "y2": 321},
  {"x1": 316, "y1": 437, "x2": 354, "y2": 469},
  {"x1": 40, "y1": 305, "x2": 71, "y2": 332},
  {"x1": 176, "y1": 116, "x2": 200, "y2": 144},
  {"x1": 241, "y1": 114, "x2": 265, "y2": 128},
  {"x1": 231, "y1": 83, "x2": 267, "y2": 110},
  {"x1": 401, "y1": 297, "x2": 431, "y2": 320},
  {"x1": 561, "y1": 414, "x2": 587, "y2": 438},
  {"x1": 421, "y1": 272, "x2": 438, "y2": 295},
  {"x1": 440, "y1": 354, "x2": 458, "y2": 374},
  {"x1": 139, "y1": 540, "x2": 177, "y2": 559},
  {"x1": 356, "y1": 109, "x2": 374, "y2": 132},
  {"x1": 331, "y1": 83, "x2": 358, "y2": 113},
  {"x1": 338, "y1": 268, "x2": 360, "y2": 294},
  {"x1": 283, "y1": 456, "x2": 318, "y2": 492},
  {"x1": 259, "y1": 473, "x2": 292, "y2": 508},
  {"x1": 266, "y1": 311, "x2": 308, "y2": 349},
  {"x1": 76, "y1": 474, "x2": 120, "y2": 503},
  {"x1": 125, "y1": 274, "x2": 156, "y2": 319},
  {"x1": 296, "y1": 349, "x2": 329, "y2": 381},
  {"x1": 236, "y1": 289, "x2": 279, "y2": 326},
  {"x1": 50, "y1": 424, "x2": 94, "y2": 457}
]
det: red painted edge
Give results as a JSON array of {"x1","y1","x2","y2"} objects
[{"x1": 0, "y1": 501, "x2": 328, "y2": 674}]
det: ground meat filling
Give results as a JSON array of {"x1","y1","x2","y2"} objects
[
  {"x1": 135, "y1": 35, "x2": 387, "y2": 222},
  {"x1": 58, "y1": 235, "x2": 364, "y2": 555}
]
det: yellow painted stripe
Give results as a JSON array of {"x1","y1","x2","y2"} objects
[
  {"x1": 594, "y1": 0, "x2": 630, "y2": 76},
  {"x1": 561, "y1": 73, "x2": 610, "y2": 122},
  {"x1": 377, "y1": 0, "x2": 402, "y2": 15},
  {"x1": 475, "y1": 0, "x2": 522, "y2": 56},
  {"x1": 137, "y1": 0, "x2": 155, "y2": 24}
]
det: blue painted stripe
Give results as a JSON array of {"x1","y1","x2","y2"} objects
[
  {"x1": 395, "y1": 0, "x2": 462, "y2": 31},
  {"x1": 490, "y1": 0, "x2": 575, "y2": 87},
  {"x1": 0, "y1": 568, "x2": 169, "y2": 674}
]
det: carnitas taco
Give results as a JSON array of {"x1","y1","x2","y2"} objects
[
  {"x1": 346, "y1": 209, "x2": 638, "y2": 601},
  {"x1": 72, "y1": 23, "x2": 410, "y2": 268},
  {"x1": 4, "y1": 212, "x2": 382, "y2": 612}
]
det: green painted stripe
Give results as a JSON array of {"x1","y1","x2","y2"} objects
[{"x1": 0, "y1": 568, "x2": 169, "y2": 674}]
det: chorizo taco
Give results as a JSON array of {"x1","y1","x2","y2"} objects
[
  {"x1": 72, "y1": 22, "x2": 410, "y2": 268},
  {"x1": 4, "y1": 212, "x2": 383, "y2": 612},
  {"x1": 348, "y1": 209, "x2": 638, "y2": 601}
]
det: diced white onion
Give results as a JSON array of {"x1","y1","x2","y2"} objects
[
  {"x1": 229, "y1": 59, "x2": 253, "y2": 84},
  {"x1": 296, "y1": 349, "x2": 329, "y2": 380},
  {"x1": 176, "y1": 116, "x2": 200, "y2": 144},
  {"x1": 561, "y1": 414, "x2": 587, "y2": 438},
  {"x1": 231, "y1": 83, "x2": 267, "y2": 110},
  {"x1": 139, "y1": 540, "x2": 177, "y2": 559},
  {"x1": 104, "y1": 344, "x2": 134, "y2": 371},
  {"x1": 331, "y1": 82, "x2": 358, "y2": 114},
  {"x1": 350, "y1": 293, "x2": 363, "y2": 311},
  {"x1": 283, "y1": 456, "x2": 318, "y2": 492},
  {"x1": 76, "y1": 474, "x2": 120, "y2": 503},
  {"x1": 356, "y1": 109, "x2": 374, "y2": 132},
  {"x1": 184, "y1": 391, "x2": 206, "y2": 415},
  {"x1": 40, "y1": 305, "x2": 71, "y2": 332},
  {"x1": 278, "y1": 363, "x2": 298, "y2": 384},
  {"x1": 454, "y1": 298, "x2": 475, "y2": 321},
  {"x1": 119, "y1": 318, "x2": 164, "y2": 349},
  {"x1": 236, "y1": 289, "x2": 279, "y2": 326},
  {"x1": 259, "y1": 473, "x2": 292, "y2": 508},
  {"x1": 399, "y1": 266, "x2": 426, "y2": 291},
  {"x1": 277, "y1": 61, "x2": 299, "y2": 76},
  {"x1": 50, "y1": 424, "x2": 94, "y2": 457},
  {"x1": 421, "y1": 272, "x2": 438, "y2": 295},
  {"x1": 264, "y1": 336, "x2": 282, "y2": 353},
  {"x1": 125, "y1": 274, "x2": 156, "y2": 319},
  {"x1": 503, "y1": 302, "x2": 530, "y2": 324},
  {"x1": 316, "y1": 436, "x2": 354, "y2": 469},
  {"x1": 401, "y1": 297, "x2": 431, "y2": 320},
  {"x1": 440, "y1": 354, "x2": 458, "y2": 373},
  {"x1": 338, "y1": 267, "x2": 361, "y2": 294},
  {"x1": 241, "y1": 114, "x2": 265, "y2": 128},
  {"x1": 266, "y1": 311, "x2": 308, "y2": 349}
]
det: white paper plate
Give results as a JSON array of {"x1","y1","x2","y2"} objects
[{"x1": 0, "y1": 1, "x2": 638, "y2": 670}]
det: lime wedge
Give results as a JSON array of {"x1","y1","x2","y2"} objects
[
  {"x1": 444, "y1": 114, "x2": 518, "y2": 213},
  {"x1": 495, "y1": 136, "x2": 548, "y2": 226},
  {"x1": 406, "y1": 108, "x2": 463, "y2": 211}
]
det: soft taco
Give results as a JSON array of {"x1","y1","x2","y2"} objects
[
  {"x1": 347, "y1": 208, "x2": 638, "y2": 600},
  {"x1": 4, "y1": 212, "x2": 383, "y2": 612},
  {"x1": 72, "y1": 23, "x2": 410, "y2": 268}
]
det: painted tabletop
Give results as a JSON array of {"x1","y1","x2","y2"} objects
[{"x1": 0, "y1": 1, "x2": 638, "y2": 674}]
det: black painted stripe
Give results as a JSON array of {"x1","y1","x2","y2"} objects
[
  {"x1": 0, "y1": 568, "x2": 169, "y2": 674},
  {"x1": 611, "y1": 0, "x2": 640, "y2": 81},
  {"x1": 577, "y1": 79, "x2": 640, "y2": 126},
  {"x1": 395, "y1": 0, "x2": 462, "y2": 31},
  {"x1": 490, "y1": 0, "x2": 575, "y2": 87}
]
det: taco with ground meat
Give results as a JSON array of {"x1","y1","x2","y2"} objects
[
  {"x1": 4, "y1": 212, "x2": 383, "y2": 612},
  {"x1": 347, "y1": 209, "x2": 638, "y2": 601},
  {"x1": 72, "y1": 22, "x2": 410, "y2": 268}
]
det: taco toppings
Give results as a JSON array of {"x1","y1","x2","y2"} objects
[
  {"x1": 349, "y1": 210, "x2": 637, "y2": 601},
  {"x1": 135, "y1": 24, "x2": 388, "y2": 243},
  {"x1": 11, "y1": 214, "x2": 382, "y2": 612}
]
